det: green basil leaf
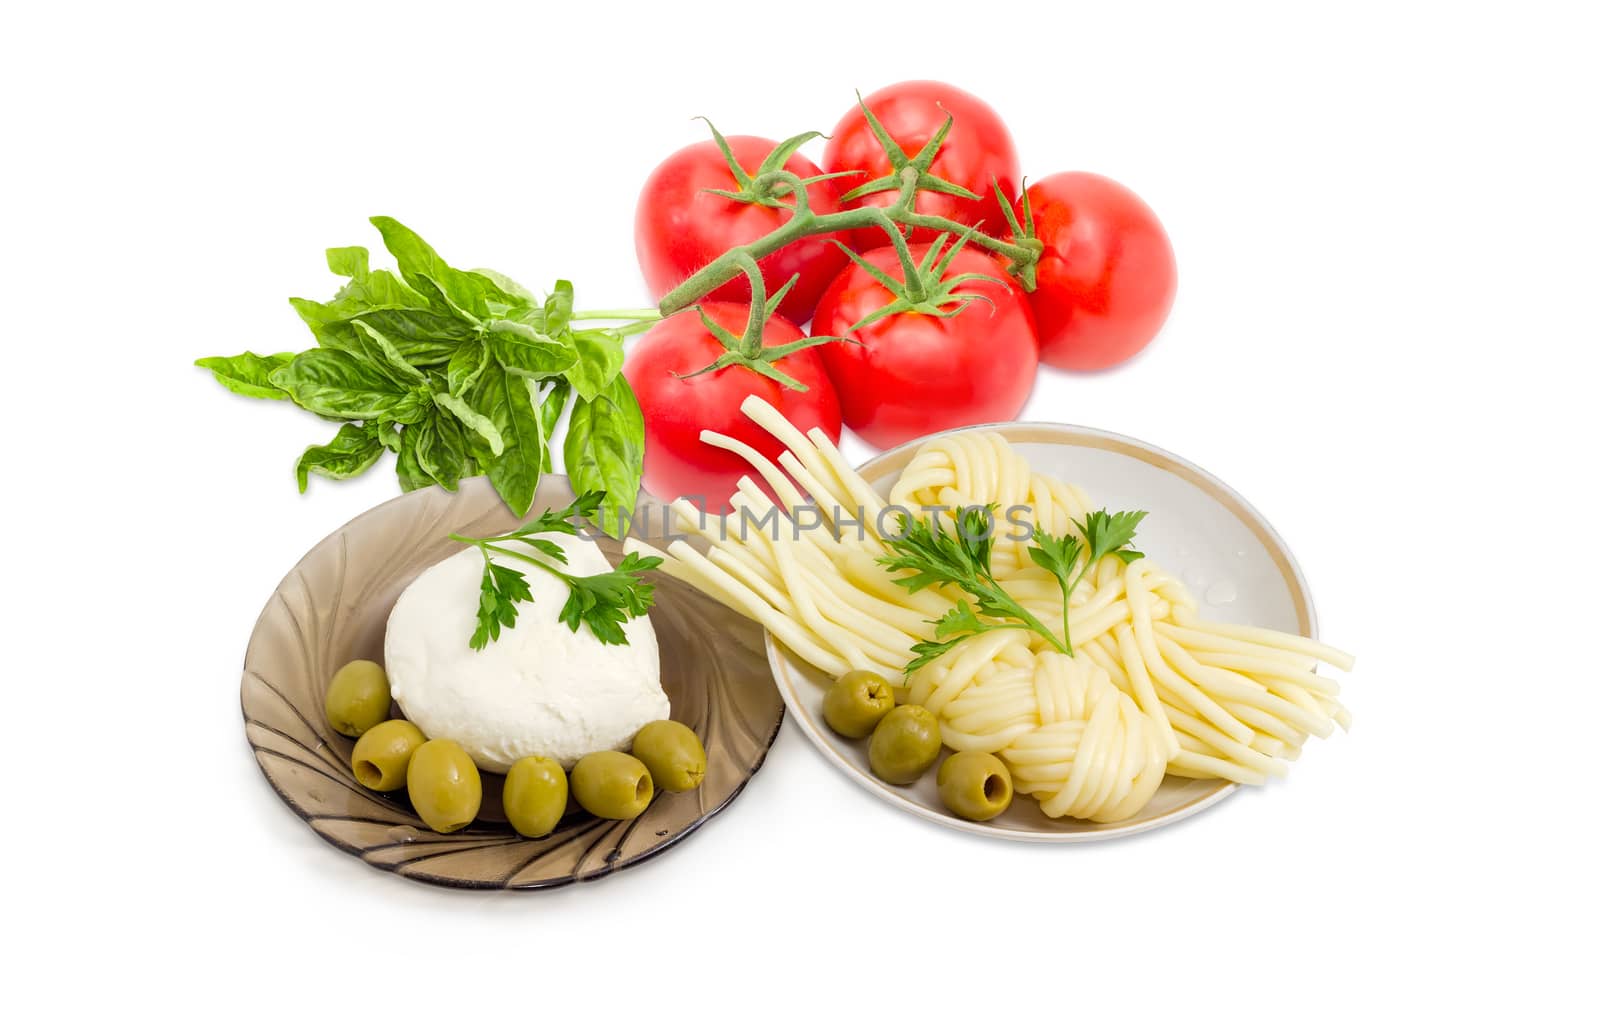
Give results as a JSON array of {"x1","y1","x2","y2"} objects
[
  {"x1": 369, "y1": 217, "x2": 518, "y2": 322},
  {"x1": 543, "y1": 279, "x2": 575, "y2": 335},
  {"x1": 291, "y1": 315, "x2": 364, "y2": 354},
  {"x1": 434, "y1": 390, "x2": 504, "y2": 456},
  {"x1": 488, "y1": 320, "x2": 577, "y2": 377},
  {"x1": 347, "y1": 307, "x2": 476, "y2": 368},
  {"x1": 497, "y1": 303, "x2": 541, "y2": 326},
  {"x1": 540, "y1": 378, "x2": 572, "y2": 436},
  {"x1": 564, "y1": 375, "x2": 644, "y2": 538},
  {"x1": 413, "y1": 415, "x2": 469, "y2": 492},
  {"x1": 288, "y1": 297, "x2": 353, "y2": 340},
  {"x1": 386, "y1": 385, "x2": 432, "y2": 425},
  {"x1": 268, "y1": 348, "x2": 410, "y2": 419},
  {"x1": 196, "y1": 351, "x2": 297, "y2": 400},
  {"x1": 473, "y1": 267, "x2": 538, "y2": 305},
  {"x1": 375, "y1": 421, "x2": 403, "y2": 453},
  {"x1": 446, "y1": 339, "x2": 490, "y2": 396},
  {"x1": 349, "y1": 321, "x2": 425, "y2": 385},
  {"x1": 331, "y1": 268, "x2": 431, "y2": 311},
  {"x1": 410, "y1": 274, "x2": 481, "y2": 324},
  {"x1": 565, "y1": 327, "x2": 625, "y2": 402},
  {"x1": 351, "y1": 306, "x2": 475, "y2": 345},
  {"x1": 295, "y1": 422, "x2": 384, "y2": 492},
  {"x1": 325, "y1": 246, "x2": 369, "y2": 278},
  {"x1": 290, "y1": 272, "x2": 442, "y2": 361},
  {"x1": 368, "y1": 216, "x2": 462, "y2": 292},
  {"x1": 386, "y1": 338, "x2": 460, "y2": 367},
  {"x1": 467, "y1": 365, "x2": 546, "y2": 516},
  {"x1": 461, "y1": 270, "x2": 522, "y2": 306},
  {"x1": 293, "y1": 273, "x2": 430, "y2": 331},
  {"x1": 395, "y1": 424, "x2": 434, "y2": 492}
]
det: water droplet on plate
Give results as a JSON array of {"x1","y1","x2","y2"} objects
[{"x1": 1205, "y1": 578, "x2": 1238, "y2": 606}]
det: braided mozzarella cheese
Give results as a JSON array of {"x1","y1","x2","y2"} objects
[
  {"x1": 890, "y1": 431, "x2": 1094, "y2": 580},
  {"x1": 889, "y1": 433, "x2": 1352, "y2": 786},
  {"x1": 907, "y1": 629, "x2": 1170, "y2": 822},
  {"x1": 626, "y1": 397, "x2": 1353, "y2": 825}
]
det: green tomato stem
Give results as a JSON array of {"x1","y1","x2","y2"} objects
[
  {"x1": 571, "y1": 309, "x2": 661, "y2": 321},
  {"x1": 731, "y1": 252, "x2": 767, "y2": 354},
  {"x1": 655, "y1": 165, "x2": 1043, "y2": 316},
  {"x1": 603, "y1": 317, "x2": 662, "y2": 337},
  {"x1": 451, "y1": 536, "x2": 575, "y2": 588}
]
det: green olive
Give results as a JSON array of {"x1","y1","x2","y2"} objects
[
  {"x1": 630, "y1": 720, "x2": 706, "y2": 793},
  {"x1": 502, "y1": 757, "x2": 568, "y2": 838},
  {"x1": 324, "y1": 659, "x2": 391, "y2": 737},
  {"x1": 350, "y1": 719, "x2": 426, "y2": 792},
  {"x1": 823, "y1": 670, "x2": 897, "y2": 739},
  {"x1": 406, "y1": 739, "x2": 482, "y2": 833},
  {"x1": 868, "y1": 705, "x2": 942, "y2": 785},
  {"x1": 937, "y1": 751, "x2": 1013, "y2": 822},
  {"x1": 570, "y1": 751, "x2": 654, "y2": 820}
]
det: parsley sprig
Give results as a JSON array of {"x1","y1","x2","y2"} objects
[
  {"x1": 878, "y1": 506, "x2": 1147, "y2": 674},
  {"x1": 449, "y1": 490, "x2": 662, "y2": 651},
  {"x1": 1027, "y1": 509, "x2": 1148, "y2": 651}
]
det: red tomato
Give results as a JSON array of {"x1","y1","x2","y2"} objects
[
  {"x1": 624, "y1": 302, "x2": 842, "y2": 507},
  {"x1": 634, "y1": 135, "x2": 849, "y2": 322},
  {"x1": 812, "y1": 246, "x2": 1038, "y2": 450},
  {"x1": 1021, "y1": 172, "x2": 1177, "y2": 371},
  {"x1": 824, "y1": 81, "x2": 1020, "y2": 248}
]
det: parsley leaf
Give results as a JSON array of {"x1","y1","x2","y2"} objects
[
  {"x1": 879, "y1": 509, "x2": 1072, "y2": 669},
  {"x1": 1073, "y1": 510, "x2": 1148, "y2": 567},
  {"x1": 903, "y1": 599, "x2": 990, "y2": 674},
  {"x1": 450, "y1": 491, "x2": 660, "y2": 651},
  {"x1": 557, "y1": 553, "x2": 662, "y2": 645},
  {"x1": 1029, "y1": 510, "x2": 1148, "y2": 652},
  {"x1": 470, "y1": 562, "x2": 535, "y2": 650},
  {"x1": 932, "y1": 598, "x2": 989, "y2": 640},
  {"x1": 881, "y1": 507, "x2": 1149, "y2": 672}
]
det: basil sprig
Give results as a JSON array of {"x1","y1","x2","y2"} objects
[{"x1": 196, "y1": 217, "x2": 646, "y2": 533}]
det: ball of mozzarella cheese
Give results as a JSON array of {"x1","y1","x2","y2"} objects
[{"x1": 384, "y1": 532, "x2": 669, "y2": 773}]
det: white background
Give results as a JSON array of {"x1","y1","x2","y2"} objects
[{"x1": 5, "y1": 1, "x2": 1596, "y2": 1031}]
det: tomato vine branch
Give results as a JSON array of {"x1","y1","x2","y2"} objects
[
  {"x1": 675, "y1": 251, "x2": 845, "y2": 391},
  {"x1": 657, "y1": 153, "x2": 1044, "y2": 316}
]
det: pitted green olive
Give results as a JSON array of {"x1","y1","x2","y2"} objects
[
  {"x1": 571, "y1": 751, "x2": 653, "y2": 820},
  {"x1": 823, "y1": 670, "x2": 896, "y2": 739},
  {"x1": 630, "y1": 720, "x2": 706, "y2": 793},
  {"x1": 937, "y1": 751, "x2": 1013, "y2": 821},
  {"x1": 350, "y1": 719, "x2": 425, "y2": 792}
]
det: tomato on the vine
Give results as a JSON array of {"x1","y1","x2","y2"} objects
[
  {"x1": 812, "y1": 243, "x2": 1038, "y2": 450},
  {"x1": 823, "y1": 81, "x2": 1020, "y2": 249},
  {"x1": 635, "y1": 134, "x2": 849, "y2": 323},
  {"x1": 1020, "y1": 172, "x2": 1177, "y2": 371},
  {"x1": 623, "y1": 302, "x2": 841, "y2": 506}
]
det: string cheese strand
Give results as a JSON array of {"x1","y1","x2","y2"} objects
[{"x1": 626, "y1": 399, "x2": 1353, "y2": 818}]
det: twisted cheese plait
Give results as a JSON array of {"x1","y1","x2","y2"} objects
[
  {"x1": 888, "y1": 432, "x2": 1354, "y2": 785},
  {"x1": 627, "y1": 397, "x2": 1354, "y2": 824},
  {"x1": 891, "y1": 431, "x2": 1094, "y2": 580},
  {"x1": 907, "y1": 629, "x2": 1170, "y2": 822}
]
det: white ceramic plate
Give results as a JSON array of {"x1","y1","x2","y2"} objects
[{"x1": 766, "y1": 423, "x2": 1318, "y2": 842}]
